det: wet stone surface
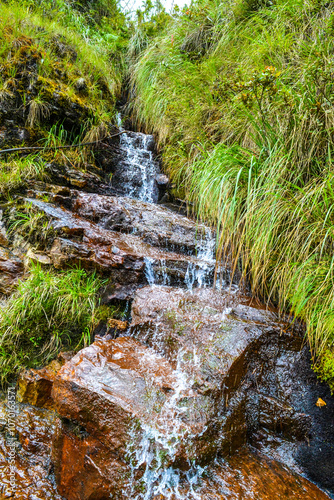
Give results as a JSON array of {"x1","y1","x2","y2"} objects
[{"x1": 0, "y1": 397, "x2": 63, "y2": 499}]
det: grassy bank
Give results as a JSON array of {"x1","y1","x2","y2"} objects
[
  {"x1": 129, "y1": 0, "x2": 334, "y2": 390},
  {"x1": 0, "y1": 0, "x2": 128, "y2": 172},
  {"x1": 0, "y1": 265, "x2": 106, "y2": 384}
]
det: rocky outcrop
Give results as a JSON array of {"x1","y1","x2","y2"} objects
[{"x1": 48, "y1": 285, "x2": 331, "y2": 499}]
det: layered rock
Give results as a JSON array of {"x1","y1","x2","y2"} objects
[{"x1": 18, "y1": 197, "x2": 217, "y2": 290}]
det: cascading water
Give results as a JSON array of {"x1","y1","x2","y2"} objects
[
  {"x1": 124, "y1": 348, "x2": 208, "y2": 500},
  {"x1": 114, "y1": 113, "x2": 161, "y2": 203},
  {"x1": 114, "y1": 114, "x2": 232, "y2": 499}
]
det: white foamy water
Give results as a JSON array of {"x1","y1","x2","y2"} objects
[
  {"x1": 116, "y1": 113, "x2": 160, "y2": 203},
  {"x1": 124, "y1": 348, "x2": 207, "y2": 500}
]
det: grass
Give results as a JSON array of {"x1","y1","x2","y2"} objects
[
  {"x1": 129, "y1": 0, "x2": 334, "y2": 391},
  {"x1": 0, "y1": 264, "x2": 111, "y2": 385},
  {"x1": 0, "y1": 155, "x2": 46, "y2": 197}
]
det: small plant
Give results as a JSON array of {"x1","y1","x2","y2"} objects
[{"x1": 26, "y1": 95, "x2": 51, "y2": 128}]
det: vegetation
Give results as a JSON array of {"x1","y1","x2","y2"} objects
[
  {"x1": 0, "y1": 265, "x2": 112, "y2": 384},
  {"x1": 0, "y1": 0, "x2": 126, "y2": 160},
  {"x1": 0, "y1": 0, "x2": 130, "y2": 383},
  {"x1": 129, "y1": 0, "x2": 334, "y2": 391}
]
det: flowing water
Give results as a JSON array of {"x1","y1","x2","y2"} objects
[
  {"x1": 116, "y1": 120, "x2": 230, "y2": 499},
  {"x1": 115, "y1": 113, "x2": 161, "y2": 203}
]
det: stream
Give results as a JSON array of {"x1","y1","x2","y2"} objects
[{"x1": 0, "y1": 121, "x2": 333, "y2": 499}]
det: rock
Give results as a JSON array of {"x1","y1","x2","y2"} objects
[
  {"x1": 51, "y1": 337, "x2": 180, "y2": 497},
  {"x1": 197, "y1": 449, "x2": 330, "y2": 500},
  {"x1": 23, "y1": 197, "x2": 215, "y2": 287},
  {"x1": 0, "y1": 397, "x2": 63, "y2": 499},
  {"x1": 27, "y1": 186, "x2": 212, "y2": 255},
  {"x1": 156, "y1": 174, "x2": 169, "y2": 186},
  {"x1": 43, "y1": 162, "x2": 114, "y2": 195},
  {"x1": 69, "y1": 191, "x2": 212, "y2": 255},
  {"x1": 52, "y1": 337, "x2": 176, "y2": 449},
  {"x1": 52, "y1": 419, "x2": 128, "y2": 500},
  {"x1": 17, "y1": 359, "x2": 63, "y2": 409},
  {"x1": 100, "y1": 282, "x2": 141, "y2": 302},
  {"x1": 0, "y1": 246, "x2": 24, "y2": 295},
  {"x1": 50, "y1": 288, "x2": 292, "y2": 498},
  {"x1": 25, "y1": 248, "x2": 52, "y2": 266}
]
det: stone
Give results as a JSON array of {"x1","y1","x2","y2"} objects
[
  {"x1": 197, "y1": 449, "x2": 330, "y2": 500},
  {"x1": 52, "y1": 419, "x2": 128, "y2": 500},
  {"x1": 52, "y1": 337, "x2": 176, "y2": 449},
  {"x1": 0, "y1": 246, "x2": 24, "y2": 295},
  {"x1": 16, "y1": 359, "x2": 63, "y2": 409},
  {"x1": 25, "y1": 248, "x2": 52, "y2": 266},
  {"x1": 23, "y1": 197, "x2": 213, "y2": 287},
  {"x1": 0, "y1": 397, "x2": 62, "y2": 499}
]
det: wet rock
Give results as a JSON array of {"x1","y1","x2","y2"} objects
[
  {"x1": 156, "y1": 174, "x2": 169, "y2": 187},
  {"x1": 248, "y1": 346, "x2": 334, "y2": 495},
  {"x1": 68, "y1": 191, "x2": 211, "y2": 255},
  {"x1": 0, "y1": 397, "x2": 63, "y2": 499},
  {"x1": 0, "y1": 246, "x2": 24, "y2": 295},
  {"x1": 23, "y1": 198, "x2": 212, "y2": 287},
  {"x1": 100, "y1": 282, "x2": 140, "y2": 302},
  {"x1": 129, "y1": 286, "x2": 285, "y2": 457},
  {"x1": 198, "y1": 448, "x2": 330, "y2": 500},
  {"x1": 52, "y1": 337, "x2": 176, "y2": 450},
  {"x1": 52, "y1": 418, "x2": 126, "y2": 500},
  {"x1": 16, "y1": 359, "x2": 63, "y2": 410},
  {"x1": 51, "y1": 337, "x2": 180, "y2": 496},
  {"x1": 44, "y1": 162, "x2": 114, "y2": 195}
]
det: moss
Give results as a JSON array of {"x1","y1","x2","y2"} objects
[{"x1": 314, "y1": 350, "x2": 334, "y2": 395}]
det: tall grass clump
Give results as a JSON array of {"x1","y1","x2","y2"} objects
[
  {"x1": 0, "y1": 265, "x2": 105, "y2": 385},
  {"x1": 130, "y1": 0, "x2": 334, "y2": 390}
]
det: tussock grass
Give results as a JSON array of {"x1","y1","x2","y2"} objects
[
  {"x1": 0, "y1": 265, "x2": 106, "y2": 385},
  {"x1": 0, "y1": 155, "x2": 46, "y2": 196},
  {"x1": 130, "y1": 0, "x2": 334, "y2": 390}
]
